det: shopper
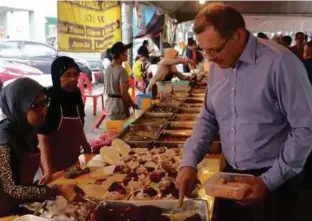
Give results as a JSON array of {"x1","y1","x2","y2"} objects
[
  {"x1": 303, "y1": 40, "x2": 312, "y2": 85},
  {"x1": 0, "y1": 78, "x2": 83, "y2": 216},
  {"x1": 133, "y1": 49, "x2": 149, "y2": 93},
  {"x1": 38, "y1": 56, "x2": 91, "y2": 184},
  {"x1": 103, "y1": 42, "x2": 138, "y2": 120},
  {"x1": 290, "y1": 32, "x2": 305, "y2": 60},
  {"x1": 176, "y1": 3, "x2": 312, "y2": 221}
]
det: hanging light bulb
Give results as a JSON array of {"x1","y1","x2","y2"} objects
[{"x1": 199, "y1": 0, "x2": 206, "y2": 5}]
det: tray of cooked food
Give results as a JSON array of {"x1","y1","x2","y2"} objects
[
  {"x1": 180, "y1": 103, "x2": 203, "y2": 108},
  {"x1": 184, "y1": 98, "x2": 205, "y2": 104},
  {"x1": 188, "y1": 93, "x2": 206, "y2": 97},
  {"x1": 166, "y1": 121, "x2": 195, "y2": 130},
  {"x1": 118, "y1": 124, "x2": 162, "y2": 142},
  {"x1": 204, "y1": 172, "x2": 254, "y2": 200},
  {"x1": 177, "y1": 107, "x2": 202, "y2": 114},
  {"x1": 81, "y1": 142, "x2": 200, "y2": 202},
  {"x1": 190, "y1": 89, "x2": 206, "y2": 94},
  {"x1": 34, "y1": 196, "x2": 96, "y2": 221},
  {"x1": 159, "y1": 99, "x2": 183, "y2": 106},
  {"x1": 172, "y1": 114, "x2": 198, "y2": 121},
  {"x1": 156, "y1": 130, "x2": 193, "y2": 143},
  {"x1": 149, "y1": 105, "x2": 178, "y2": 114},
  {"x1": 88, "y1": 199, "x2": 209, "y2": 221}
]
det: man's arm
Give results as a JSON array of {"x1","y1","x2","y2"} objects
[
  {"x1": 181, "y1": 83, "x2": 219, "y2": 169},
  {"x1": 260, "y1": 52, "x2": 312, "y2": 191},
  {"x1": 120, "y1": 68, "x2": 137, "y2": 109}
]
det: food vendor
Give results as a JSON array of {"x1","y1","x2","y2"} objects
[
  {"x1": 133, "y1": 49, "x2": 150, "y2": 93},
  {"x1": 38, "y1": 56, "x2": 91, "y2": 184},
  {"x1": 0, "y1": 78, "x2": 83, "y2": 216},
  {"x1": 176, "y1": 3, "x2": 312, "y2": 221},
  {"x1": 146, "y1": 48, "x2": 193, "y2": 93},
  {"x1": 183, "y1": 38, "x2": 204, "y2": 72},
  {"x1": 103, "y1": 42, "x2": 138, "y2": 120}
]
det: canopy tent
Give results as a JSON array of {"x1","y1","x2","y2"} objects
[{"x1": 148, "y1": 1, "x2": 312, "y2": 23}]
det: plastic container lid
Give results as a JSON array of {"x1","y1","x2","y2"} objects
[{"x1": 204, "y1": 172, "x2": 254, "y2": 200}]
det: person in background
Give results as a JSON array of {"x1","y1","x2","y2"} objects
[
  {"x1": 290, "y1": 32, "x2": 305, "y2": 60},
  {"x1": 137, "y1": 40, "x2": 150, "y2": 57},
  {"x1": 176, "y1": 3, "x2": 312, "y2": 221},
  {"x1": 146, "y1": 48, "x2": 193, "y2": 93},
  {"x1": 102, "y1": 48, "x2": 113, "y2": 70},
  {"x1": 302, "y1": 40, "x2": 312, "y2": 85},
  {"x1": 257, "y1": 32, "x2": 269, "y2": 40},
  {"x1": 281, "y1": 35, "x2": 292, "y2": 48},
  {"x1": 305, "y1": 34, "x2": 309, "y2": 44},
  {"x1": 147, "y1": 56, "x2": 161, "y2": 78},
  {"x1": 104, "y1": 42, "x2": 138, "y2": 120},
  {"x1": 0, "y1": 78, "x2": 83, "y2": 216},
  {"x1": 133, "y1": 49, "x2": 149, "y2": 93},
  {"x1": 183, "y1": 38, "x2": 204, "y2": 72},
  {"x1": 38, "y1": 56, "x2": 91, "y2": 184}
]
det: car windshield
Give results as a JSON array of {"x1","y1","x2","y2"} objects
[
  {"x1": 23, "y1": 43, "x2": 57, "y2": 58},
  {"x1": 0, "y1": 42, "x2": 22, "y2": 58}
]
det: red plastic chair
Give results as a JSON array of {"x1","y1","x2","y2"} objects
[{"x1": 78, "y1": 72, "x2": 104, "y2": 116}]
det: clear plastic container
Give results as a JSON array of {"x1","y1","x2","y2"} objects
[
  {"x1": 204, "y1": 172, "x2": 254, "y2": 200},
  {"x1": 13, "y1": 215, "x2": 49, "y2": 221}
]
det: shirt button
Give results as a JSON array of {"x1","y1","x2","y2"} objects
[
  {"x1": 232, "y1": 87, "x2": 235, "y2": 91},
  {"x1": 232, "y1": 108, "x2": 235, "y2": 112},
  {"x1": 233, "y1": 68, "x2": 236, "y2": 72},
  {"x1": 231, "y1": 127, "x2": 234, "y2": 131}
]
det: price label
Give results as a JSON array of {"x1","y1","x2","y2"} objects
[{"x1": 106, "y1": 120, "x2": 125, "y2": 133}]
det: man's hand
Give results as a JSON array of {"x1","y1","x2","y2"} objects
[
  {"x1": 175, "y1": 167, "x2": 198, "y2": 207},
  {"x1": 235, "y1": 176, "x2": 269, "y2": 206}
]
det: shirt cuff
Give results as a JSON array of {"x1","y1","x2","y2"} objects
[
  {"x1": 181, "y1": 153, "x2": 198, "y2": 169},
  {"x1": 260, "y1": 164, "x2": 285, "y2": 192}
]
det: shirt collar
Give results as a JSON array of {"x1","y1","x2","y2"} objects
[{"x1": 238, "y1": 32, "x2": 256, "y2": 65}]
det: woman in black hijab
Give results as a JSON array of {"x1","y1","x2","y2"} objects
[
  {"x1": 38, "y1": 56, "x2": 91, "y2": 184},
  {"x1": 0, "y1": 78, "x2": 83, "y2": 216}
]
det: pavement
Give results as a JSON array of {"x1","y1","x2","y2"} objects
[{"x1": 83, "y1": 83, "x2": 106, "y2": 141}]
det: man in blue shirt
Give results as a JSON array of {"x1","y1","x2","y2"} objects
[{"x1": 176, "y1": 3, "x2": 312, "y2": 221}]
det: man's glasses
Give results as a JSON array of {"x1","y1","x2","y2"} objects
[{"x1": 203, "y1": 34, "x2": 234, "y2": 58}]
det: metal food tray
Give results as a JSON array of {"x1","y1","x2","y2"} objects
[
  {"x1": 172, "y1": 114, "x2": 198, "y2": 121},
  {"x1": 180, "y1": 103, "x2": 203, "y2": 108},
  {"x1": 177, "y1": 107, "x2": 202, "y2": 114},
  {"x1": 156, "y1": 130, "x2": 192, "y2": 143},
  {"x1": 117, "y1": 124, "x2": 163, "y2": 142},
  {"x1": 167, "y1": 121, "x2": 195, "y2": 129},
  {"x1": 34, "y1": 199, "x2": 95, "y2": 221},
  {"x1": 189, "y1": 93, "x2": 206, "y2": 97},
  {"x1": 132, "y1": 109, "x2": 172, "y2": 126},
  {"x1": 93, "y1": 199, "x2": 209, "y2": 221},
  {"x1": 185, "y1": 98, "x2": 205, "y2": 103}
]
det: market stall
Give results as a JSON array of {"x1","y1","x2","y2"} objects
[{"x1": 1, "y1": 79, "x2": 223, "y2": 221}]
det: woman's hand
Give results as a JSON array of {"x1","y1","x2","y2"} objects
[
  {"x1": 39, "y1": 172, "x2": 53, "y2": 185},
  {"x1": 55, "y1": 184, "x2": 85, "y2": 202}
]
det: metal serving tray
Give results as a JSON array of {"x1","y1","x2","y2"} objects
[
  {"x1": 176, "y1": 107, "x2": 202, "y2": 114},
  {"x1": 117, "y1": 124, "x2": 163, "y2": 142},
  {"x1": 172, "y1": 114, "x2": 198, "y2": 121},
  {"x1": 34, "y1": 198, "x2": 96, "y2": 221},
  {"x1": 93, "y1": 199, "x2": 209, "y2": 221},
  {"x1": 167, "y1": 121, "x2": 195, "y2": 130}
]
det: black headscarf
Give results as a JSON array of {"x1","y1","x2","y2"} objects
[
  {"x1": 49, "y1": 56, "x2": 82, "y2": 105},
  {"x1": 0, "y1": 78, "x2": 44, "y2": 154}
]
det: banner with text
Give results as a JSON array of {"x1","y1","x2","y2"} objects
[{"x1": 57, "y1": 1, "x2": 121, "y2": 52}]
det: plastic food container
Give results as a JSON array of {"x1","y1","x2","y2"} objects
[
  {"x1": 204, "y1": 172, "x2": 254, "y2": 200},
  {"x1": 13, "y1": 215, "x2": 49, "y2": 221}
]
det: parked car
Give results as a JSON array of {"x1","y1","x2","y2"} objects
[
  {"x1": 3, "y1": 75, "x2": 52, "y2": 88},
  {"x1": 0, "y1": 40, "x2": 93, "y2": 81},
  {"x1": 0, "y1": 59, "x2": 43, "y2": 83}
]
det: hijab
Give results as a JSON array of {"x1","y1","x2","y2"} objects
[
  {"x1": 0, "y1": 78, "x2": 44, "y2": 154},
  {"x1": 49, "y1": 56, "x2": 82, "y2": 106}
]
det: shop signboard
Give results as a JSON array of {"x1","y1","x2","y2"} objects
[{"x1": 57, "y1": 1, "x2": 121, "y2": 52}]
